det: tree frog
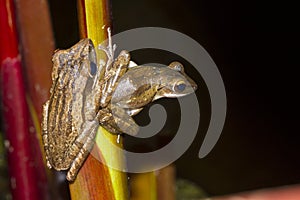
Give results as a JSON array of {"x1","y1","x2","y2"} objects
[{"x1": 41, "y1": 29, "x2": 197, "y2": 181}]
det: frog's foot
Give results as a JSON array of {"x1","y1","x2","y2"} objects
[
  {"x1": 98, "y1": 106, "x2": 139, "y2": 136},
  {"x1": 126, "y1": 107, "x2": 144, "y2": 116}
]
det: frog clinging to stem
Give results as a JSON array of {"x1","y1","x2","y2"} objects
[{"x1": 41, "y1": 28, "x2": 197, "y2": 181}]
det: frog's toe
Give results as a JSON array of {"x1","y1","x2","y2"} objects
[
  {"x1": 122, "y1": 124, "x2": 139, "y2": 136},
  {"x1": 46, "y1": 160, "x2": 52, "y2": 169}
]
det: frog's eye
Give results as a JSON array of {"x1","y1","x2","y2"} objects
[
  {"x1": 90, "y1": 61, "x2": 97, "y2": 75},
  {"x1": 174, "y1": 81, "x2": 186, "y2": 92},
  {"x1": 89, "y1": 47, "x2": 97, "y2": 75}
]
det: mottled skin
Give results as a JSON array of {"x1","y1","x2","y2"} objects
[
  {"x1": 42, "y1": 35, "x2": 197, "y2": 181},
  {"x1": 112, "y1": 62, "x2": 197, "y2": 116},
  {"x1": 42, "y1": 38, "x2": 132, "y2": 181}
]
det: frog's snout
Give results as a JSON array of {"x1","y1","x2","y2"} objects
[{"x1": 186, "y1": 76, "x2": 197, "y2": 92}]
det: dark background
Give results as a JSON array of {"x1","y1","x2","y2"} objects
[{"x1": 48, "y1": 0, "x2": 300, "y2": 196}]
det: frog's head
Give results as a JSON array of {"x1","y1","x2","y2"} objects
[
  {"x1": 154, "y1": 62, "x2": 197, "y2": 101},
  {"x1": 52, "y1": 39, "x2": 98, "y2": 82}
]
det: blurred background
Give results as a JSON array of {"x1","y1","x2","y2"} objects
[{"x1": 49, "y1": 0, "x2": 300, "y2": 196}]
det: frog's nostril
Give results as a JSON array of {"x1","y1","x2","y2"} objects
[{"x1": 192, "y1": 84, "x2": 197, "y2": 90}]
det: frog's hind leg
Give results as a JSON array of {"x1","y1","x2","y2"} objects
[
  {"x1": 41, "y1": 100, "x2": 53, "y2": 169},
  {"x1": 98, "y1": 106, "x2": 139, "y2": 136},
  {"x1": 66, "y1": 121, "x2": 99, "y2": 181}
]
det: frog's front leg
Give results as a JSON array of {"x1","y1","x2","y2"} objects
[
  {"x1": 98, "y1": 105, "x2": 139, "y2": 136},
  {"x1": 99, "y1": 50, "x2": 131, "y2": 107},
  {"x1": 98, "y1": 27, "x2": 116, "y2": 73}
]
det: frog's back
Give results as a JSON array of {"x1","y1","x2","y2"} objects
[
  {"x1": 111, "y1": 66, "x2": 159, "y2": 105},
  {"x1": 45, "y1": 40, "x2": 98, "y2": 169}
]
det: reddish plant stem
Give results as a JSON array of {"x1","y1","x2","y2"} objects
[{"x1": 0, "y1": 0, "x2": 45, "y2": 199}]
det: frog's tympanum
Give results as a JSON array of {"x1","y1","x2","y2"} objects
[{"x1": 42, "y1": 29, "x2": 197, "y2": 181}]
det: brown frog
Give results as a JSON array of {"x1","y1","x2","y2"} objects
[{"x1": 41, "y1": 30, "x2": 197, "y2": 181}]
